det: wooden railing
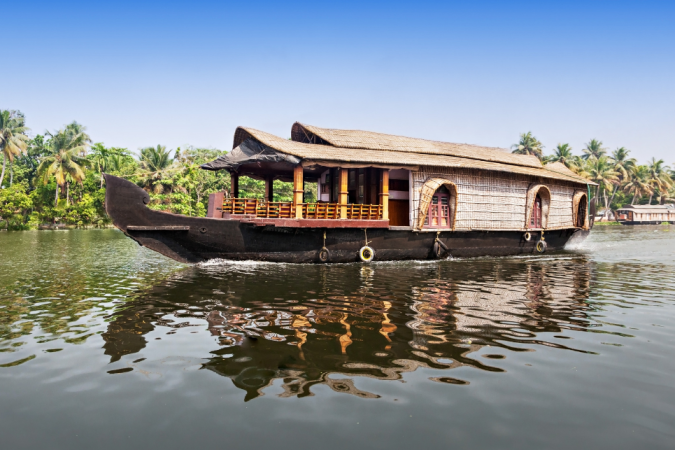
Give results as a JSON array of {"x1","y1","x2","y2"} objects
[
  {"x1": 222, "y1": 198, "x2": 382, "y2": 220},
  {"x1": 344, "y1": 204, "x2": 382, "y2": 220},
  {"x1": 301, "y1": 203, "x2": 340, "y2": 219},
  {"x1": 257, "y1": 201, "x2": 295, "y2": 219},
  {"x1": 222, "y1": 198, "x2": 259, "y2": 215}
]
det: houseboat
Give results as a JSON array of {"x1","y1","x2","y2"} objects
[
  {"x1": 615, "y1": 204, "x2": 675, "y2": 225},
  {"x1": 104, "y1": 122, "x2": 595, "y2": 263}
]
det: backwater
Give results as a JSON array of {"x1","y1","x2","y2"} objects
[{"x1": 0, "y1": 226, "x2": 674, "y2": 449}]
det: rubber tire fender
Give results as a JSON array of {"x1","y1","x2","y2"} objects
[
  {"x1": 359, "y1": 246, "x2": 375, "y2": 263},
  {"x1": 524, "y1": 232, "x2": 532, "y2": 242},
  {"x1": 536, "y1": 240, "x2": 547, "y2": 253},
  {"x1": 433, "y1": 241, "x2": 443, "y2": 259},
  {"x1": 318, "y1": 247, "x2": 330, "y2": 263},
  {"x1": 433, "y1": 240, "x2": 450, "y2": 259}
]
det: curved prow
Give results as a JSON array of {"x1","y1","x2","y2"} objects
[
  {"x1": 103, "y1": 174, "x2": 208, "y2": 263},
  {"x1": 104, "y1": 174, "x2": 152, "y2": 233}
]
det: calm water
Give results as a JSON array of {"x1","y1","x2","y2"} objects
[{"x1": 1, "y1": 227, "x2": 674, "y2": 449}]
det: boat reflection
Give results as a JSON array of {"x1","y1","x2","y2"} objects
[{"x1": 102, "y1": 257, "x2": 593, "y2": 400}]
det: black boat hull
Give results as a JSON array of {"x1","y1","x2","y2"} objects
[{"x1": 104, "y1": 174, "x2": 590, "y2": 264}]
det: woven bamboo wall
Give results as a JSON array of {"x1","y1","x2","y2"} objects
[{"x1": 411, "y1": 167, "x2": 578, "y2": 231}]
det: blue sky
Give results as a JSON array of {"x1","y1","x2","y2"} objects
[{"x1": 3, "y1": 0, "x2": 674, "y2": 162}]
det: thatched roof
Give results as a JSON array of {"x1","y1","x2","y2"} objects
[
  {"x1": 542, "y1": 162, "x2": 587, "y2": 179},
  {"x1": 291, "y1": 122, "x2": 542, "y2": 169},
  {"x1": 223, "y1": 127, "x2": 593, "y2": 185}
]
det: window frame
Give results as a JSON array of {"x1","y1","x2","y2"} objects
[
  {"x1": 424, "y1": 192, "x2": 451, "y2": 229},
  {"x1": 530, "y1": 194, "x2": 542, "y2": 228}
]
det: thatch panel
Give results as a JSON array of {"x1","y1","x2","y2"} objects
[
  {"x1": 412, "y1": 168, "x2": 577, "y2": 231},
  {"x1": 546, "y1": 186, "x2": 575, "y2": 229},
  {"x1": 544, "y1": 161, "x2": 581, "y2": 178}
]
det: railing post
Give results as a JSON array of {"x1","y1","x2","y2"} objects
[
  {"x1": 339, "y1": 168, "x2": 348, "y2": 219},
  {"x1": 230, "y1": 172, "x2": 239, "y2": 199},
  {"x1": 294, "y1": 165, "x2": 304, "y2": 219},
  {"x1": 380, "y1": 169, "x2": 389, "y2": 221}
]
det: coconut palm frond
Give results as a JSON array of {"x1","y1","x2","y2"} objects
[
  {"x1": 582, "y1": 139, "x2": 606, "y2": 161},
  {"x1": 511, "y1": 132, "x2": 544, "y2": 160},
  {"x1": 0, "y1": 110, "x2": 31, "y2": 186}
]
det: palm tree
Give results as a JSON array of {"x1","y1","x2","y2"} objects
[
  {"x1": 645, "y1": 158, "x2": 673, "y2": 204},
  {"x1": 624, "y1": 165, "x2": 652, "y2": 205},
  {"x1": 545, "y1": 143, "x2": 577, "y2": 169},
  {"x1": 0, "y1": 110, "x2": 30, "y2": 188},
  {"x1": 106, "y1": 154, "x2": 125, "y2": 174},
  {"x1": 511, "y1": 132, "x2": 544, "y2": 160},
  {"x1": 587, "y1": 156, "x2": 619, "y2": 212},
  {"x1": 582, "y1": 139, "x2": 606, "y2": 161},
  {"x1": 569, "y1": 155, "x2": 588, "y2": 176},
  {"x1": 89, "y1": 143, "x2": 111, "y2": 188},
  {"x1": 604, "y1": 147, "x2": 637, "y2": 216},
  {"x1": 36, "y1": 125, "x2": 92, "y2": 206},
  {"x1": 138, "y1": 145, "x2": 174, "y2": 192},
  {"x1": 64, "y1": 122, "x2": 91, "y2": 156}
]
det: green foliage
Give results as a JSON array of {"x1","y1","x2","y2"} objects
[
  {"x1": 0, "y1": 183, "x2": 33, "y2": 230},
  {"x1": 0, "y1": 110, "x2": 30, "y2": 188},
  {"x1": 539, "y1": 139, "x2": 673, "y2": 213},
  {"x1": 36, "y1": 122, "x2": 92, "y2": 206}
]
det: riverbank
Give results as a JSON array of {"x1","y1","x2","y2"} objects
[{"x1": 0, "y1": 223, "x2": 115, "y2": 231}]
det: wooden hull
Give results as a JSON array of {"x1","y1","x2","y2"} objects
[{"x1": 104, "y1": 174, "x2": 590, "y2": 264}]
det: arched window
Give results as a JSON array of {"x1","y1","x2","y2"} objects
[
  {"x1": 572, "y1": 190, "x2": 589, "y2": 229},
  {"x1": 525, "y1": 184, "x2": 551, "y2": 230},
  {"x1": 424, "y1": 185, "x2": 452, "y2": 228},
  {"x1": 416, "y1": 178, "x2": 458, "y2": 231},
  {"x1": 530, "y1": 195, "x2": 542, "y2": 228},
  {"x1": 576, "y1": 195, "x2": 587, "y2": 228}
]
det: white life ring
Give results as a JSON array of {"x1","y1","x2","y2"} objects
[
  {"x1": 359, "y1": 246, "x2": 375, "y2": 263},
  {"x1": 524, "y1": 232, "x2": 532, "y2": 242}
]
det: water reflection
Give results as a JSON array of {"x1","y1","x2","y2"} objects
[{"x1": 100, "y1": 257, "x2": 595, "y2": 400}]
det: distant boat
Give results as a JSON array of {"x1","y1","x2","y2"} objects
[
  {"x1": 104, "y1": 123, "x2": 595, "y2": 263},
  {"x1": 615, "y1": 204, "x2": 675, "y2": 225}
]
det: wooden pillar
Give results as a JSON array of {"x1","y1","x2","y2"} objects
[
  {"x1": 265, "y1": 176, "x2": 274, "y2": 202},
  {"x1": 293, "y1": 165, "x2": 304, "y2": 219},
  {"x1": 380, "y1": 169, "x2": 389, "y2": 220},
  {"x1": 230, "y1": 172, "x2": 239, "y2": 198},
  {"x1": 339, "y1": 168, "x2": 349, "y2": 219}
]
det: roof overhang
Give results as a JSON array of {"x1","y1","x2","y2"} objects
[{"x1": 218, "y1": 126, "x2": 593, "y2": 186}]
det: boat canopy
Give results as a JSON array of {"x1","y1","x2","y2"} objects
[{"x1": 201, "y1": 138, "x2": 304, "y2": 181}]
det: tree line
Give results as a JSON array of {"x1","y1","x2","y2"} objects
[
  {"x1": 0, "y1": 110, "x2": 306, "y2": 230},
  {"x1": 2, "y1": 110, "x2": 672, "y2": 229},
  {"x1": 512, "y1": 132, "x2": 674, "y2": 217}
]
